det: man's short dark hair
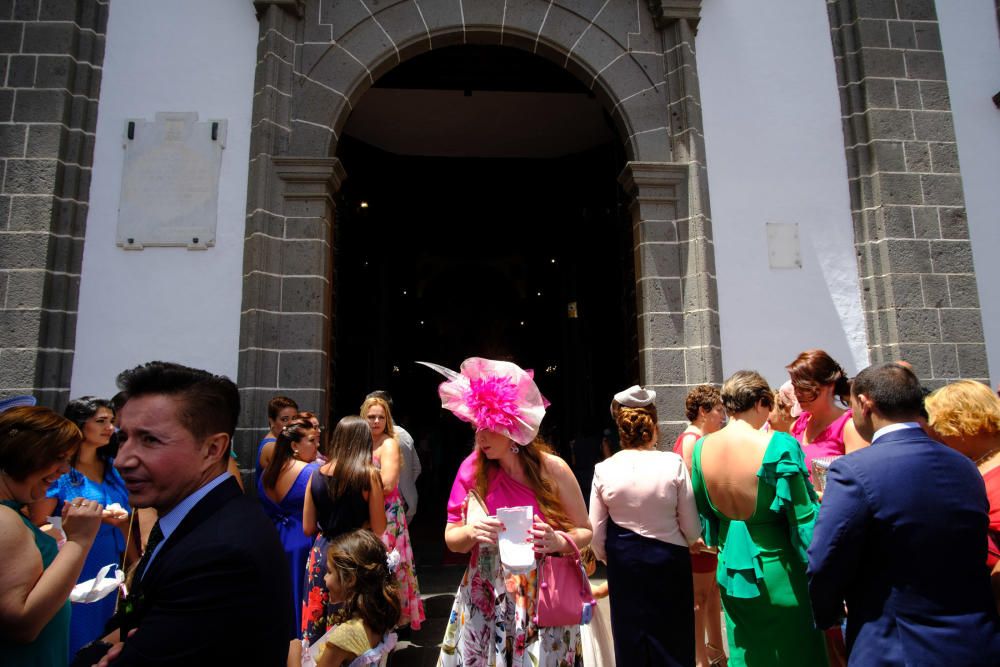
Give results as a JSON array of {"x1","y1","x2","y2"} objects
[
  {"x1": 116, "y1": 361, "x2": 240, "y2": 438},
  {"x1": 851, "y1": 362, "x2": 925, "y2": 420},
  {"x1": 366, "y1": 390, "x2": 393, "y2": 411}
]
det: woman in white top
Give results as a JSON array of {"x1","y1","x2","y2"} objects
[{"x1": 590, "y1": 386, "x2": 702, "y2": 667}]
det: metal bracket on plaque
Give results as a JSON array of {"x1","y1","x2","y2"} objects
[{"x1": 116, "y1": 112, "x2": 226, "y2": 251}]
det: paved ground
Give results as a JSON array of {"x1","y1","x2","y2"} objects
[{"x1": 388, "y1": 565, "x2": 463, "y2": 666}]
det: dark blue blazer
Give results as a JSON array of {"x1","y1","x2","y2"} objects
[{"x1": 807, "y1": 426, "x2": 1000, "y2": 666}]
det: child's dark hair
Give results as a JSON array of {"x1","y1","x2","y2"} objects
[{"x1": 327, "y1": 529, "x2": 401, "y2": 635}]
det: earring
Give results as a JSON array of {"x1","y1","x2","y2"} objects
[{"x1": 510, "y1": 444, "x2": 520, "y2": 454}]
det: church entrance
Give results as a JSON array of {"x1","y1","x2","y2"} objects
[{"x1": 330, "y1": 46, "x2": 637, "y2": 559}]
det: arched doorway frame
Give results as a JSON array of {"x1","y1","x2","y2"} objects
[{"x1": 237, "y1": 0, "x2": 721, "y2": 457}]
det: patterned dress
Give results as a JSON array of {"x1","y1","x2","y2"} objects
[
  {"x1": 376, "y1": 452, "x2": 425, "y2": 629},
  {"x1": 438, "y1": 452, "x2": 583, "y2": 667}
]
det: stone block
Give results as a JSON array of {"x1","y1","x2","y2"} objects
[
  {"x1": 639, "y1": 345, "x2": 683, "y2": 389},
  {"x1": 278, "y1": 349, "x2": 328, "y2": 388},
  {"x1": 940, "y1": 308, "x2": 983, "y2": 343},
  {"x1": 956, "y1": 344, "x2": 989, "y2": 379},
  {"x1": 243, "y1": 270, "x2": 282, "y2": 312},
  {"x1": 243, "y1": 234, "x2": 284, "y2": 276},
  {"x1": 250, "y1": 118, "x2": 290, "y2": 157},
  {"x1": 868, "y1": 109, "x2": 913, "y2": 140},
  {"x1": 636, "y1": 218, "x2": 678, "y2": 244},
  {"x1": 912, "y1": 110, "x2": 953, "y2": 142},
  {"x1": 33, "y1": 348, "x2": 73, "y2": 390},
  {"x1": 25, "y1": 122, "x2": 62, "y2": 158},
  {"x1": 0, "y1": 20, "x2": 22, "y2": 52},
  {"x1": 946, "y1": 274, "x2": 980, "y2": 308},
  {"x1": 855, "y1": 0, "x2": 898, "y2": 20},
  {"x1": 335, "y1": 19, "x2": 399, "y2": 83},
  {"x1": 288, "y1": 118, "x2": 335, "y2": 156},
  {"x1": 859, "y1": 47, "x2": 905, "y2": 78},
  {"x1": 13, "y1": 88, "x2": 69, "y2": 123},
  {"x1": 928, "y1": 343, "x2": 959, "y2": 378},
  {"x1": 902, "y1": 141, "x2": 929, "y2": 172},
  {"x1": 0, "y1": 348, "x2": 36, "y2": 389},
  {"x1": 929, "y1": 143, "x2": 959, "y2": 173},
  {"x1": 48, "y1": 233, "x2": 81, "y2": 274},
  {"x1": 914, "y1": 23, "x2": 941, "y2": 51},
  {"x1": 536, "y1": 6, "x2": 591, "y2": 68},
  {"x1": 638, "y1": 311, "x2": 683, "y2": 348},
  {"x1": 0, "y1": 123, "x2": 25, "y2": 157},
  {"x1": 320, "y1": 0, "x2": 371, "y2": 43},
  {"x1": 4, "y1": 267, "x2": 42, "y2": 307},
  {"x1": 920, "y1": 174, "x2": 963, "y2": 206},
  {"x1": 636, "y1": 241, "x2": 681, "y2": 280},
  {"x1": 3, "y1": 157, "x2": 57, "y2": 193},
  {"x1": 0, "y1": 89, "x2": 14, "y2": 121},
  {"x1": 905, "y1": 50, "x2": 945, "y2": 81},
  {"x1": 887, "y1": 273, "x2": 923, "y2": 308},
  {"x1": 36, "y1": 308, "x2": 74, "y2": 348},
  {"x1": 8, "y1": 194, "x2": 54, "y2": 231},
  {"x1": 281, "y1": 275, "x2": 327, "y2": 313},
  {"x1": 7, "y1": 54, "x2": 36, "y2": 87},
  {"x1": 884, "y1": 238, "x2": 931, "y2": 273},
  {"x1": 638, "y1": 276, "x2": 682, "y2": 314},
  {"x1": 911, "y1": 206, "x2": 939, "y2": 239},
  {"x1": 895, "y1": 307, "x2": 940, "y2": 342},
  {"x1": 258, "y1": 23, "x2": 294, "y2": 64},
  {"x1": 375, "y1": 1, "x2": 432, "y2": 55},
  {"x1": 0, "y1": 193, "x2": 8, "y2": 227},
  {"x1": 296, "y1": 43, "x2": 367, "y2": 106},
  {"x1": 930, "y1": 239, "x2": 972, "y2": 274},
  {"x1": 0, "y1": 307, "x2": 41, "y2": 347},
  {"x1": 284, "y1": 215, "x2": 328, "y2": 241},
  {"x1": 38, "y1": 0, "x2": 75, "y2": 21},
  {"x1": 0, "y1": 0, "x2": 12, "y2": 17},
  {"x1": 887, "y1": 21, "x2": 915, "y2": 49},
  {"x1": 919, "y1": 80, "x2": 949, "y2": 110},
  {"x1": 22, "y1": 21, "x2": 76, "y2": 54},
  {"x1": 877, "y1": 172, "x2": 921, "y2": 204},
  {"x1": 34, "y1": 54, "x2": 73, "y2": 88},
  {"x1": 920, "y1": 273, "x2": 949, "y2": 308},
  {"x1": 896, "y1": 343, "x2": 931, "y2": 376},
  {"x1": 894, "y1": 80, "x2": 920, "y2": 109},
  {"x1": 237, "y1": 348, "x2": 280, "y2": 388},
  {"x1": 937, "y1": 207, "x2": 968, "y2": 240},
  {"x1": 863, "y1": 78, "x2": 896, "y2": 108},
  {"x1": 872, "y1": 140, "x2": 904, "y2": 171},
  {"x1": 896, "y1": 0, "x2": 936, "y2": 21},
  {"x1": 42, "y1": 270, "x2": 79, "y2": 311},
  {"x1": 857, "y1": 18, "x2": 889, "y2": 47},
  {"x1": 462, "y1": 0, "x2": 505, "y2": 29}
]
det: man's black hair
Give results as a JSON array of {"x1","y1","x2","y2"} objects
[{"x1": 851, "y1": 362, "x2": 925, "y2": 421}]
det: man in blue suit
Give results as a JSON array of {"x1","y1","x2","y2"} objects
[{"x1": 808, "y1": 362, "x2": 1000, "y2": 665}]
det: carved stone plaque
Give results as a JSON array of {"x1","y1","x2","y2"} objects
[{"x1": 116, "y1": 112, "x2": 227, "y2": 250}]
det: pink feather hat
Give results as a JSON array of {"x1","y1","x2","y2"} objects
[{"x1": 418, "y1": 357, "x2": 549, "y2": 446}]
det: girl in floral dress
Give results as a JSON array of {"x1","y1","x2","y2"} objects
[
  {"x1": 420, "y1": 358, "x2": 592, "y2": 667},
  {"x1": 361, "y1": 396, "x2": 425, "y2": 630}
]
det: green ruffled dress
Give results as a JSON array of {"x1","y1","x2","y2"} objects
[
  {"x1": 0, "y1": 499, "x2": 71, "y2": 666},
  {"x1": 691, "y1": 433, "x2": 828, "y2": 666}
]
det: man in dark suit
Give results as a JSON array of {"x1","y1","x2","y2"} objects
[
  {"x1": 96, "y1": 361, "x2": 294, "y2": 665},
  {"x1": 808, "y1": 363, "x2": 1000, "y2": 665}
]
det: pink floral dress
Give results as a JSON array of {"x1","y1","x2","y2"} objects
[
  {"x1": 375, "y1": 453, "x2": 425, "y2": 630},
  {"x1": 438, "y1": 452, "x2": 582, "y2": 667}
]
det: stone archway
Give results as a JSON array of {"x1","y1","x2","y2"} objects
[{"x1": 236, "y1": 0, "x2": 721, "y2": 455}]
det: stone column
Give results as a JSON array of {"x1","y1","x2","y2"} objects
[
  {"x1": 0, "y1": 0, "x2": 107, "y2": 404},
  {"x1": 235, "y1": 156, "x2": 344, "y2": 463},
  {"x1": 619, "y1": 162, "x2": 721, "y2": 444},
  {"x1": 827, "y1": 0, "x2": 988, "y2": 385}
]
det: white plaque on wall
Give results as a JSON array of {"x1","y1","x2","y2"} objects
[
  {"x1": 116, "y1": 112, "x2": 227, "y2": 250},
  {"x1": 766, "y1": 222, "x2": 802, "y2": 269}
]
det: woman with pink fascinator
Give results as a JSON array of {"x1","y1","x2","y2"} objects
[{"x1": 422, "y1": 358, "x2": 592, "y2": 667}]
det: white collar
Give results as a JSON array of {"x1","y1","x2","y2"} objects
[{"x1": 871, "y1": 422, "x2": 922, "y2": 444}]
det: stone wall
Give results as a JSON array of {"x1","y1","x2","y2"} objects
[
  {"x1": 0, "y1": 0, "x2": 107, "y2": 405},
  {"x1": 827, "y1": 0, "x2": 988, "y2": 386}
]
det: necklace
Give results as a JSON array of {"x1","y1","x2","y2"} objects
[{"x1": 974, "y1": 447, "x2": 1000, "y2": 467}]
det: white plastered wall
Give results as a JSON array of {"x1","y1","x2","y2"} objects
[
  {"x1": 937, "y1": 0, "x2": 1000, "y2": 387},
  {"x1": 698, "y1": 0, "x2": 870, "y2": 386},
  {"x1": 70, "y1": 0, "x2": 258, "y2": 396}
]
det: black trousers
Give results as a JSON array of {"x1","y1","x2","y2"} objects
[{"x1": 605, "y1": 516, "x2": 695, "y2": 667}]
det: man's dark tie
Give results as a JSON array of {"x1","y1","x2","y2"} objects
[{"x1": 132, "y1": 520, "x2": 164, "y2": 587}]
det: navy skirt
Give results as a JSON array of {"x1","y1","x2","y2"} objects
[{"x1": 605, "y1": 516, "x2": 695, "y2": 666}]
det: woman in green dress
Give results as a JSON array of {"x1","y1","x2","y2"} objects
[
  {"x1": 690, "y1": 371, "x2": 828, "y2": 666},
  {"x1": 0, "y1": 404, "x2": 104, "y2": 667}
]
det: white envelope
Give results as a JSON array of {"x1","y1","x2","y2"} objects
[
  {"x1": 497, "y1": 506, "x2": 535, "y2": 573},
  {"x1": 69, "y1": 563, "x2": 123, "y2": 603}
]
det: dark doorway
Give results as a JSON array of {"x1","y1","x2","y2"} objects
[{"x1": 330, "y1": 46, "x2": 637, "y2": 562}]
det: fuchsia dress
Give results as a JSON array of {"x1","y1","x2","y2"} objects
[
  {"x1": 791, "y1": 411, "x2": 851, "y2": 476},
  {"x1": 438, "y1": 451, "x2": 583, "y2": 666}
]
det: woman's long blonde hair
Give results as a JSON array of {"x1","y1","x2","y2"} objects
[{"x1": 474, "y1": 434, "x2": 572, "y2": 531}]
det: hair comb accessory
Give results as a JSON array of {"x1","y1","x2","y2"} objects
[
  {"x1": 386, "y1": 549, "x2": 401, "y2": 574},
  {"x1": 612, "y1": 385, "x2": 656, "y2": 409},
  {"x1": 0, "y1": 395, "x2": 37, "y2": 413},
  {"x1": 417, "y1": 358, "x2": 549, "y2": 446}
]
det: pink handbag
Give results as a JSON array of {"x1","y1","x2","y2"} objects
[{"x1": 534, "y1": 531, "x2": 596, "y2": 628}]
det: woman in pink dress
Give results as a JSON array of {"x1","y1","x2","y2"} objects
[
  {"x1": 785, "y1": 349, "x2": 867, "y2": 479},
  {"x1": 422, "y1": 357, "x2": 592, "y2": 667},
  {"x1": 361, "y1": 395, "x2": 425, "y2": 630}
]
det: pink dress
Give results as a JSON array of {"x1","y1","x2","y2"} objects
[{"x1": 791, "y1": 411, "x2": 851, "y2": 476}]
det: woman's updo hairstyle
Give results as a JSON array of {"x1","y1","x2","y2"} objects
[
  {"x1": 721, "y1": 371, "x2": 773, "y2": 414},
  {"x1": 616, "y1": 404, "x2": 658, "y2": 449},
  {"x1": 786, "y1": 349, "x2": 851, "y2": 404}
]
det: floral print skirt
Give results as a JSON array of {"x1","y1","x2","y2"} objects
[
  {"x1": 383, "y1": 491, "x2": 425, "y2": 630},
  {"x1": 302, "y1": 534, "x2": 339, "y2": 646},
  {"x1": 438, "y1": 545, "x2": 582, "y2": 667}
]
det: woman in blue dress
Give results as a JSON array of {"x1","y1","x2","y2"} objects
[
  {"x1": 29, "y1": 397, "x2": 134, "y2": 660},
  {"x1": 258, "y1": 416, "x2": 320, "y2": 631}
]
